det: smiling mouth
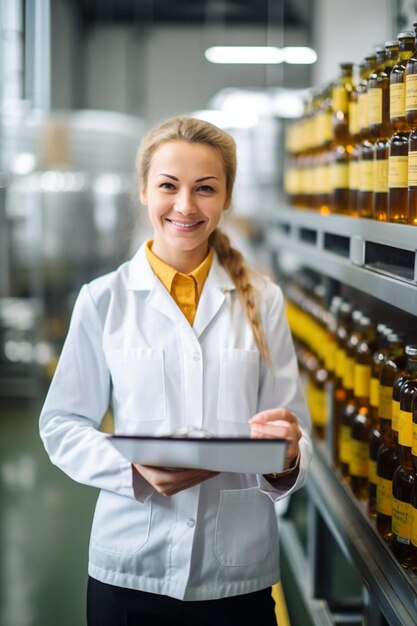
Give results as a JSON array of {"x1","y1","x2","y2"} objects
[{"x1": 166, "y1": 219, "x2": 204, "y2": 230}]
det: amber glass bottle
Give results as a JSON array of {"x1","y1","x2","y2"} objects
[
  {"x1": 376, "y1": 336, "x2": 406, "y2": 540},
  {"x1": 391, "y1": 345, "x2": 417, "y2": 567},
  {"x1": 405, "y1": 22, "x2": 417, "y2": 130},
  {"x1": 332, "y1": 62, "x2": 354, "y2": 145},
  {"x1": 333, "y1": 302, "x2": 353, "y2": 468},
  {"x1": 348, "y1": 64, "x2": 360, "y2": 216},
  {"x1": 340, "y1": 310, "x2": 364, "y2": 481},
  {"x1": 350, "y1": 317, "x2": 376, "y2": 500},
  {"x1": 368, "y1": 325, "x2": 391, "y2": 517},
  {"x1": 370, "y1": 42, "x2": 399, "y2": 221},
  {"x1": 358, "y1": 55, "x2": 377, "y2": 219}
]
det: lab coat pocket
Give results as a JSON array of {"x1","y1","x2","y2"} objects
[
  {"x1": 218, "y1": 349, "x2": 259, "y2": 422},
  {"x1": 106, "y1": 348, "x2": 166, "y2": 422},
  {"x1": 91, "y1": 491, "x2": 151, "y2": 555},
  {"x1": 214, "y1": 488, "x2": 272, "y2": 566}
]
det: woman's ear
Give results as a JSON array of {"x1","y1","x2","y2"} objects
[{"x1": 139, "y1": 187, "x2": 148, "y2": 206}]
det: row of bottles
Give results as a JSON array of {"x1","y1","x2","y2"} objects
[
  {"x1": 285, "y1": 276, "x2": 417, "y2": 569},
  {"x1": 284, "y1": 23, "x2": 417, "y2": 225}
]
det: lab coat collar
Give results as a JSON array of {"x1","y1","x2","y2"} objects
[
  {"x1": 126, "y1": 242, "x2": 235, "y2": 293},
  {"x1": 126, "y1": 243, "x2": 236, "y2": 337}
]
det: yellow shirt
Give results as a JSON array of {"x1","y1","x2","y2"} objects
[{"x1": 145, "y1": 241, "x2": 213, "y2": 325}]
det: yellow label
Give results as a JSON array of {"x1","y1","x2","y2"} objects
[
  {"x1": 324, "y1": 340, "x2": 336, "y2": 372},
  {"x1": 368, "y1": 88, "x2": 383, "y2": 125},
  {"x1": 343, "y1": 356, "x2": 355, "y2": 390},
  {"x1": 374, "y1": 158, "x2": 388, "y2": 193},
  {"x1": 354, "y1": 364, "x2": 371, "y2": 398},
  {"x1": 369, "y1": 459, "x2": 377, "y2": 485},
  {"x1": 392, "y1": 498, "x2": 412, "y2": 541},
  {"x1": 377, "y1": 476, "x2": 392, "y2": 516},
  {"x1": 405, "y1": 73, "x2": 417, "y2": 112},
  {"x1": 390, "y1": 82, "x2": 406, "y2": 119},
  {"x1": 339, "y1": 424, "x2": 351, "y2": 464},
  {"x1": 349, "y1": 439, "x2": 369, "y2": 477},
  {"x1": 311, "y1": 388, "x2": 327, "y2": 427},
  {"x1": 408, "y1": 150, "x2": 417, "y2": 187},
  {"x1": 388, "y1": 155, "x2": 408, "y2": 188},
  {"x1": 359, "y1": 160, "x2": 374, "y2": 192},
  {"x1": 370, "y1": 377, "x2": 379, "y2": 408},
  {"x1": 412, "y1": 421, "x2": 417, "y2": 456},
  {"x1": 331, "y1": 163, "x2": 349, "y2": 189},
  {"x1": 332, "y1": 85, "x2": 348, "y2": 113},
  {"x1": 335, "y1": 348, "x2": 345, "y2": 378},
  {"x1": 379, "y1": 385, "x2": 393, "y2": 420},
  {"x1": 319, "y1": 111, "x2": 333, "y2": 143},
  {"x1": 349, "y1": 159, "x2": 359, "y2": 189},
  {"x1": 349, "y1": 101, "x2": 359, "y2": 136},
  {"x1": 358, "y1": 92, "x2": 368, "y2": 129},
  {"x1": 412, "y1": 505, "x2": 417, "y2": 547},
  {"x1": 398, "y1": 409, "x2": 413, "y2": 447},
  {"x1": 285, "y1": 168, "x2": 302, "y2": 195},
  {"x1": 392, "y1": 399, "x2": 400, "y2": 434}
]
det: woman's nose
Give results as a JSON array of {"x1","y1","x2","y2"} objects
[{"x1": 174, "y1": 190, "x2": 197, "y2": 214}]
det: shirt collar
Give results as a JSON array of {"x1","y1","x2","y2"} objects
[{"x1": 145, "y1": 240, "x2": 214, "y2": 297}]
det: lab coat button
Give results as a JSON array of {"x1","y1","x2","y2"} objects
[
  {"x1": 187, "y1": 518, "x2": 196, "y2": 528},
  {"x1": 192, "y1": 352, "x2": 201, "y2": 361}
]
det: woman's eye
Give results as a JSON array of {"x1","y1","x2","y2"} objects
[
  {"x1": 197, "y1": 185, "x2": 215, "y2": 193},
  {"x1": 159, "y1": 182, "x2": 175, "y2": 190}
]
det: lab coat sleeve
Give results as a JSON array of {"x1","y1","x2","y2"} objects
[
  {"x1": 255, "y1": 281, "x2": 312, "y2": 501},
  {"x1": 39, "y1": 284, "x2": 154, "y2": 502}
]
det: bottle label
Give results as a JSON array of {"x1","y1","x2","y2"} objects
[
  {"x1": 413, "y1": 420, "x2": 417, "y2": 457},
  {"x1": 324, "y1": 340, "x2": 336, "y2": 372},
  {"x1": 332, "y1": 85, "x2": 348, "y2": 113},
  {"x1": 376, "y1": 476, "x2": 392, "y2": 516},
  {"x1": 388, "y1": 155, "x2": 408, "y2": 188},
  {"x1": 408, "y1": 150, "x2": 417, "y2": 187},
  {"x1": 339, "y1": 424, "x2": 351, "y2": 464},
  {"x1": 335, "y1": 348, "x2": 345, "y2": 378},
  {"x1": 312, "y1": 388, "x2": 327, "y2": 427},
  {"x1": 343, "y1": 356, "x2": 355, "y2": 390},
  {"x1": 349, "y1": 439, "x2": 369, "y2": 477},
  {"x1": 412, "y1": 505, "x2": 417, "y2": 547},
  {"x1": 359, "y1": 160, "x2": 374, "y2": 192},
  {"x1": 392, "y1": 399, "x2": 400, "y2": 434},
  {"x1": 349, "y1": 101, "x2": 359, "y2": 136},
  {"x1": 330, "y1": 163, "x2": 349, "y2": 189},
  {"x1": 320, "y1": 111, "x2": 333, "y2": 142},
  {"x1": 368, "y1": 88, "x2": 383, "y2": 125},
  {"x1": 392, "y1": 498, "x2": 412, "y2": 542},
  {"x1": 370, "y1": 377, "x2": 379, "y2": 408},
  {"x1": 390, "y1": 82, "x2": 406, "y2": 119},
  {"x1": 354, "y1": 364, "x2": 371, "y2": 398},
  {"x1": 374, "y1": 158, "x2": 388, "y2": 193},
  {"x1": 369, "y1": 459, "x2": 377, "y2": 485},
  {"x1": 379, "y1": 385, "x2": 392, "y2": 420},
  {"x1": 358, "y1": 92, "x2": 368, "y2": 130},
  {"x1": 349, "y1": 159, "x2": 359, "y2": 189},
  {"x1": 398, "y1": 409, "x2": 413, "y2": 447},
  {"x1": 405, "y1": 73, "x2": 417, "y2": 112}
]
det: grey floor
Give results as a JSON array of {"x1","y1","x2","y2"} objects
[{"x1": 0, "y1": 394, "x2": 97, "y2": 626}]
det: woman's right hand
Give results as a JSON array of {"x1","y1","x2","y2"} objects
[{"x1": 133, "y1": 464, "x2": 219, "y2": 496}]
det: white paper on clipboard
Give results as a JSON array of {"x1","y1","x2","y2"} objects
[{"x1": 109, "y1": 435, "x2": 287, "y2": 474}]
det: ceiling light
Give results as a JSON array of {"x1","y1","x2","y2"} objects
[
  {"x1": 282, "y1": 47, "x2": 317, "y2": 65},
  {"x1": 205, "y1": 46, "x2": 284, "y2": 64}
]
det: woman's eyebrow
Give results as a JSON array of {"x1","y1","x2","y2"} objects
[
  {"x1": 158, "y1": 173, "x2": 179, "y2": 180},
  {"x1": 157, "y1": 174, "x2": 220, "y2": 182}
]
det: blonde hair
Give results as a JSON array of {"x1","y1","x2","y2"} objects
[{"x1": 137, "y1": 116, "x2": 271, "y2": 364}]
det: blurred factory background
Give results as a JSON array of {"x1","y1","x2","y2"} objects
[{"x1": 0, "y1": 1, "x2": 400, "y2": 625}]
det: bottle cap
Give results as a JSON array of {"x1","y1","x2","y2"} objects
[
  {"x1": 405, "y1": 344, "x2": 417, "y2": 356},
  {"x1": 397, "y1": 31, "x2": 415, "y2": 40},
  {"x1": 384, "y1": 40, "x2": 399, "y2": 48}
]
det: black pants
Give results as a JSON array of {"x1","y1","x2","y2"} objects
[{"x1": 87, "y1": 576, "x2": 277, "y2": 626}]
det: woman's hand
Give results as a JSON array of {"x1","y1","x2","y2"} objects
[
  {"x1": 134, "y1": 464, "x2": 219, "y2": 496},
  {"x1": 248, "y1": 408, "x2": 302, "y2": 471}
]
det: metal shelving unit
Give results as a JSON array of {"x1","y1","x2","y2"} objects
[
  {"x1": 265, "y1": 209, "x2": 417, "y2": 626},
  {"x1": 265, "y1": 209, "x2": 417, "y2": 315}
]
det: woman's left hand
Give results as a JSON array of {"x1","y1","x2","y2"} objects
[{"x1": 248, "y1": 408, "x2": 302, "y2": 471}]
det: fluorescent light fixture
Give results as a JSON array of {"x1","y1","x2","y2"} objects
[
  {"x1": 283, "y1": 46, "x2": 317, "y2": 64},
  {"x1": 205, "y1": 46, "x2": 284, "y2": 64}
]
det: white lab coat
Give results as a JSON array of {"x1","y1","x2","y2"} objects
[{"x1": 39, "y1": 242, "x2": 312, "y2": 600}]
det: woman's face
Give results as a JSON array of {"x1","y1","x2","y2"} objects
[{"x1": 140, "y1": 140, "x2": 228, "y2": 272}]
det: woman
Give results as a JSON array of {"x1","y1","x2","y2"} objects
[{"x1": 39, "y1": 116, "x2": 312, "y2": 625}]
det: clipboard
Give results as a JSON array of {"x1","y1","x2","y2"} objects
[{"x1": 109, "y1": 435, "x2": 287, "y2": 474}]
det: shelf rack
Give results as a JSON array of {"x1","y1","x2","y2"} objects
[{"x1": 265, "y1": 209, "x2": 417, "y2": 315}]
